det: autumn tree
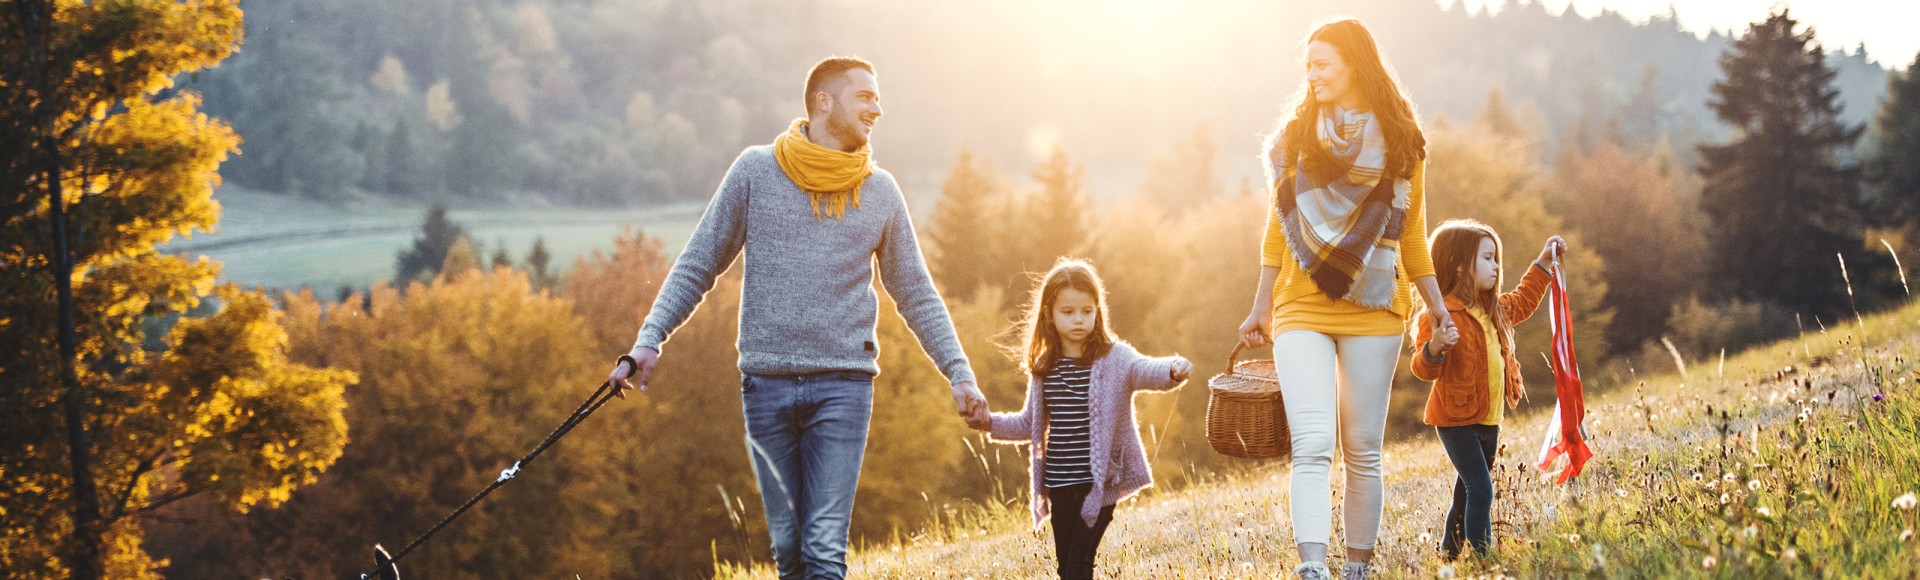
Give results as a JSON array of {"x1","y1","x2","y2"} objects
[
  {"x1": 562, "y1": 227, "x2": 671, "y2": 354},
  {"x1": 560, "y1": 234, "x2": 768, "y2": 575},
  {"x1": 0, "y1": 1, "x2": 352, "y2": 576},
  {"x1": 1554, "y1": 142, "x2": 1709, "y2": 349},
  {"x1": 160, "y1": 271, "x2": 619, "y2": 577}
]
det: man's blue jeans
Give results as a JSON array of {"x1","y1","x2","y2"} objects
[{"x1": 741, "y1": 371, "x2": 874, "y2": 580}]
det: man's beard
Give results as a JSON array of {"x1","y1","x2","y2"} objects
[{"x1": 824, "y1": 106, "x2": 867, "y2": 151}]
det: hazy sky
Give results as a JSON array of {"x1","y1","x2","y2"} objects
[{"x1": 1446, "y1": 0, "x2": 1919, "y2": 66}]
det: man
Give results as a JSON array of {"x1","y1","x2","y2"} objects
[{"x1": 606, "y1": 56, "x2": 988, "y2": 579}]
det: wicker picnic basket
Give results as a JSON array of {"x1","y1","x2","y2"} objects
[{"x1": 1205, "y1": 343, "x2": 1290, "y2": 460}]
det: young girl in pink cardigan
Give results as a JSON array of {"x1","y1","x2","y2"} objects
[{"x1": 967, "y1": 258, "x2": 1193, "y2": 580}]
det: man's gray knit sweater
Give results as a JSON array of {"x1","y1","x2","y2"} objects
[{"x1": 628, "y1": 145, "x2": 976, "y2": 385}]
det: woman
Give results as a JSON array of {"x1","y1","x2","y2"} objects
[{"x1": 1236, "y1": 19, "x2": 1452, "y2": 580}]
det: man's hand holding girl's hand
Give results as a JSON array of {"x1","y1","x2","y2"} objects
[{"x1": 955, "y1": 382, "x2": 992, "y2": 431}]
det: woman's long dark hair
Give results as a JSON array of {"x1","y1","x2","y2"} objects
[{"x1": 1266, "y1": 19, "x2": 1427, "y2": 182}]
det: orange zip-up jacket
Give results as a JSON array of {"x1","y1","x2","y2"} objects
[{"x1": 1410, "y1": 264, "x2": 1551, "y2": 426}]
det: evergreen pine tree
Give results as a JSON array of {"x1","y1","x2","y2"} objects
[
  {"x1": 1026, "y1": 146, "x2": 1090, "y2": 270},
  {"x1": 490, "y1": 237, "x2": 515, "y2": 270},
  {"x1": 1698, "y1": 10, "x2": 1868, "y2": 315},
  {"x1": 394, "y1": 203, "x2": 466, "y2": 283},
  {"x1": 925, "y1": 149, "x2": 1001, "y2": 301},
  {"x1": 526, "y1": 236, "x2": 556, "y2": 290},
  {"x1": 1866, "y1": 51, "x2": 1920, "y2": 228}
]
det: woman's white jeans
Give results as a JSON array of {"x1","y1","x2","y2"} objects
[{"x1": 1271, "y1": 330, "x2": 1403, "y2": 550}]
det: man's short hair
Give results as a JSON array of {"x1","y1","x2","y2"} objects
[{"x1": 803, "y1": 56, "x2": 876, "y2": 115}]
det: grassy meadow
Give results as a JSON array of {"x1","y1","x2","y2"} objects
[
  {"x1": 714, "y1": 297, "x2": 1920, "y2": 578},
  {"x1": 158, "y1": 187, "x2": 705, "y2": 290}
]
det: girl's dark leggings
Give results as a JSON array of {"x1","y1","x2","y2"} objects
[
  {"x1": 1435, "y1": 423, "x2": 1500, "y2": 558},
  {"x1": 1047, "y1": 483, "x2": 1115, "y2": 580}
]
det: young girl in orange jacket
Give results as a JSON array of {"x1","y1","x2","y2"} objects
[{"x1": 1411, "y1": 218, "x2": 1565, "y2": 559}]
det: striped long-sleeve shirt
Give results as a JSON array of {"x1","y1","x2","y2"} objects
[{"x1": 1041, "y1": 358, "x2": 1094, "y2": 488}]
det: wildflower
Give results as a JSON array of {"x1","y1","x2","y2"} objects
[
  {"x1": 1616, "y1": 488, "x2": 1629, "y2": 498},
  {"x1": 1743, "y1": 525, "x2": 1757, "y2": 539},
  {"x1": 1693, "y1": 473, "x2": 1704, "y2": 483},
  {"x1": 1903, "y1": 528, "x2": 1914, "y2": 542},
  {"x1": 1724, "y1": 472, "x2": 1738, "y2": 483},
  {"x1": 1419, "y1": 532, "x2": 1433, "y2": 544},
  {"x1": 1894, "y1": 492, "x2": 1918, "y2": 510},
  {"x1": 1757, "y1": 506, "x2": 1774, "y2": 517},
  {"x1": 1569, "y1": 533, "x2": 1582, "y2": 543},
  {"x1": 1703, "y1": 556, "x2": 1718, "y2": 568},
  {"x1": 1783, "y1": 548, "x2": 1798, "y2": 561},
  {"x1": 1720, "y1": 493, "x2": 1731, "y2": 505},
  {"x1": 1873, "y1": 393, "x2": 1885, "y2": 402},
  {"x1": 1749, "y1": 480, "x2": 1762, "y2": 492},
  {"x1": 1437, "y1": 563, "x2": 1456, "y2": 579}
]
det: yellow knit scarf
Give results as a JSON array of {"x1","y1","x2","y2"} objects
[{"x1": 772, "y1": 118, "x2": 872, "y2": 219}]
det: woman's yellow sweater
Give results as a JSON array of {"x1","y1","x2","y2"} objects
[{"x1": 1262, "y1": 160, "x2": 1437, "y2": 336}]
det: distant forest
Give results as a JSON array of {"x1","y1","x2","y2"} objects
[{"x1": 190, "y1": 0, "x2": 1893, "y2": 205}]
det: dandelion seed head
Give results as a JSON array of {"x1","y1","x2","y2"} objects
[
  {"x1": 1720, "y1": 493, "x2": 1731, "y2": 505},
  {"x1": 1437, "y1": 564, "x2": 1456, "y2": 579},
  {"x1": 1902, "y1": 528, "x2": 1914, "y2": 542},
  {"x1": 1703, "y1": 556, "x2": 1718, "y2": 568},
  {"x1": 1757, "y1": 506, "x2": 1774, "y2": 517},
  {"x1": 1894, "y1": 492, "x2": 1918, "y2": 510},
  {"x1": 1749, "y1": 480, "x2": 1762, "y2": 491},
  {"x1": 1743, "y1": 525, "x2": 1757, "y2": 539}
]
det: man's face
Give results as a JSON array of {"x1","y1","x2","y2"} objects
[{"x1": 821, "y1": 69, "x2": 883, "y2": 151}]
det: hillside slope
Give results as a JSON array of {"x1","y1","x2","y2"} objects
[{"x1": 720, "y1": 299, "x2": 1920, "y2": 578}]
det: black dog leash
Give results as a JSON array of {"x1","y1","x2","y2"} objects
[{"x1": 362, "y1": 380, "x2": 625, "y2": 579}]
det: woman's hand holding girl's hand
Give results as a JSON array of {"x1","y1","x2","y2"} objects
[
  {"x1": 1427, "y1": 321, "x2": 1460, "y2": 359},
  {"x1": 1426, "y1": 305, "x2": 1455, "y2": 340},
  {"x1": 1539, "y1": 235, "x2": 1567, "y2": 265},
  {"x1": 1169, "y1": 356, "x2": 1193, "y2": 382}
]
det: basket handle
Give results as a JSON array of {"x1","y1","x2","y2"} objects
[{"x1": 1225, "y1": 343, "x2": 1247, "y2": 376}]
